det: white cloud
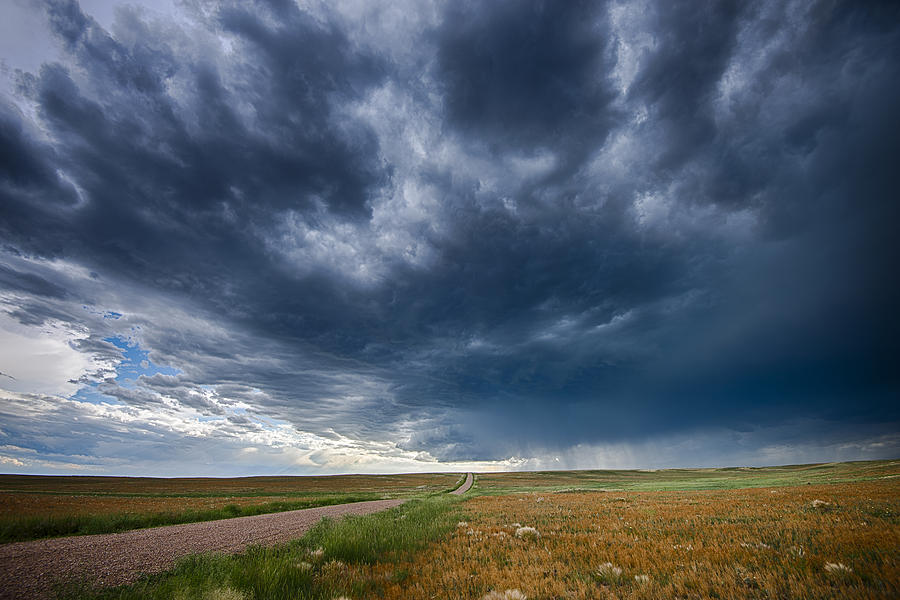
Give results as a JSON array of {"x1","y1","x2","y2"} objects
[{"x1": 0, "y1": 312, "x2": 102, "y2": 397}]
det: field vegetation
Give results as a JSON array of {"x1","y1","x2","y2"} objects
[
  {"x1": 474, "y1": 459, "x2": 899, "y2": 494},
  {"x1": 372, "y1": 478, "x2": 898, "y2": 599},
  {"x1": 0, "y1": 473, "x2": 460, "y2": 496},
  {"x1": 0, "y1": 473, "x2": 459, "y2": 542},
  {"x1": 11, "y1": 461, "x2": 899, "y2": 599}
]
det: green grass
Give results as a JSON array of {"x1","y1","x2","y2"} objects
[
  {"x1": 0, "y1": 494, "x2": 380, "y2": 543},
  {"x1": 303, "y1": 495, "x2": 460, "y2": 564},
  {"x1": 472, "y1": 459, "x2": 900, "y2": 495},
  {"x1": 59, "y1": 495, "x2": 463, "y2": 600}
]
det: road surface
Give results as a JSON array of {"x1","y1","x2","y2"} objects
[{"x1": 451, "y1": 472, "x2": 474, "y2": 494}]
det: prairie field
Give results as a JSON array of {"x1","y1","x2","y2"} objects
[
  {"x1": 474, "y1": 459, "x2": 900, "y2": 493},
  {"x1": 0, "y1": 472, "x2": 460, "y2": 542},
  {"x1": 0, "y1": 472, "x2": 460, "y2": 496},
  {"x1": 367, "y1": 479, "x2": 899, "y2": 599},
  {"x1": 51, "y1": 460, "x2": 899, "y2": 600}
]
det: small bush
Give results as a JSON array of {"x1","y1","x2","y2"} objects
[
  {"x1": 824, "y1": 562, "x2": 852, "y2": 573},
  {"x1": 595, "y1": 562, "x2": 623, "y2": 585},
  {"x1": 482, "y1": 590, "x2": 527, "y2": 600},
  {"x1": 204, "y1": 588, "x2": 246, "y2": 600}
]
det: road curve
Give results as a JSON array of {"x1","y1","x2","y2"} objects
[
  {"x1": 451, "y1": 472, "x2": 474, "y2": 495},
  {"x1": 0, "y1": 498, "x2": 403, "y2": 600}
]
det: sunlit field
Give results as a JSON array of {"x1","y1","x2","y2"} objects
[
  {"x1": 370, "y1": 479, "x2": 899, "y2": 599},
  {"x1": 0, "y1": 473, "x2": 460, "y2": 542},
  {"x1": 54, "y1": 461, "x2": 899, "y2": 600}
]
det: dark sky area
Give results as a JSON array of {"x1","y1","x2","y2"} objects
[{"x1": 0, "y1": 0, "x2": 898, "y2": 475}]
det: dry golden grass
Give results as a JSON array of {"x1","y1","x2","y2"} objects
[{"x1": 353, "y1": 479, "x2": 898, "y2": 599}]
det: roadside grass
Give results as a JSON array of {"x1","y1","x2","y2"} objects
[
  {"x1": 0, "y1": 494, "x2": 378, "y2": 543},
  {"x1": 57, "y1": 495, "x2": 464, "y2": 600}
]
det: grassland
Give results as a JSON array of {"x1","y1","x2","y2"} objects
[
  {"x1": 374, "y1": 478, "x2": 898, "y2": 599},
  {"x1": 0, "y1": 473, "x2": 460, "y2": 542},
  {"x1": 474, "y1": 459, "x2": 900, "y2": 494},
  {"x1": 12, "y1": 460, "x2": 900, "y2": 599}
]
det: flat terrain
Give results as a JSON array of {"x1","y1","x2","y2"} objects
[
  {"x1": 0, "y1": 472, "x2": 460, "y2": 542},
  {"x1": 474, "y1": 459, "x2": 900, "y2": 493},
  {"x1": 3, "y1": 462, "x2": 897, "y2": 600},
  {"x1": 0, "y1": 473, "x2": 459, "y2": 496},
  {"x1": 368, "y1": 477, "x2": 900, "y2": 599}
]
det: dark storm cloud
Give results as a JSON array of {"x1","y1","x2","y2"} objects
[
  {"x1": 0, "y1": 264, "x2": 68, "y2": 299},
  {"x1": 628, "y1": 0, "x2": 745, "y2": 170},
  {"x1": 437, "y1": 0, "x2": 617, "y2": 155},
  {"x1": 0, "y1": 0, "x2": 898, "y2": 470},
  {"x1": 0, "y1": 100, "x2": 81, "y2": 216},
  {"x1": 2, "y1": 0, "x2": 386, "y2": 269}
]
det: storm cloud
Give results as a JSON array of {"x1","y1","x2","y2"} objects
[{"x1": 0, "y1": 0, "x2": 897, "y2": 475}]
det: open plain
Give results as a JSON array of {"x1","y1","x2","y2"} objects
[
  {"x1": 375, "y1": 476, "x2": 899, "y2": 599},
  {"x1": 0, "y1": 461, "x2": 896, "y2": 599}
]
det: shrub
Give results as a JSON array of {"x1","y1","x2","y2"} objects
[
  {"x1": 596, "y1": 562, "x2": 623, "y2": 584},
  {"x1": 482, "y1": 590, "x2": 527, "y2": 600}
]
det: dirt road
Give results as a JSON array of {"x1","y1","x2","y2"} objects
[
  {"x1": 451, "y1": 472, "x2": 474, "y2": 494},
  {"x1": 0, "y1": 498, "x2": 403, "y2": 600},
  {"x1": 0, "y1": 475, "x2": 475, "y2": 599}
]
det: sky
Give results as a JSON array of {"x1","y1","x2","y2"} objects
[{"x1": 0, "y1": 0, "x2": 898, "y2": 476}]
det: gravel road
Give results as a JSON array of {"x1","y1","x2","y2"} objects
[
  {"x1": 0, "y1": 498, "x2": 404, "y2": 600},
  {"x1": 451, "y1": 472, "x2": 474, "y2": 494}
]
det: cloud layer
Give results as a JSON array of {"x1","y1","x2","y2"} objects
[{"x1": 0, "y1": 0, "x2": 898, "y2": 474}]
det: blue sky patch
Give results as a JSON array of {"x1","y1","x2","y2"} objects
[
  {"x1": 105, "y1": 336, "x2": 180, "y2": 386},
  {"x1": 70, "y1": 336, "x2": 180, "y2": 404}
]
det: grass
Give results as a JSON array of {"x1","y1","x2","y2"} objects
[
  {"x1": 58, "y1": 495, "x2": 464, "y2": 600},
  {"x1": 370, "y1": 479, "x2": 899, "y2": 599},
  {"x1": 473, "y1": 459, "x2": 900, "y2": 494},
  {"x1": 13, "y1": 460, "x2": 900, "y2": 599},
  {"x1": 0, "y1": 472, "x2": 461, "y2": 496},
  {"x1": 0, "y1": 472, "x2": 461, "y2": 542}
]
